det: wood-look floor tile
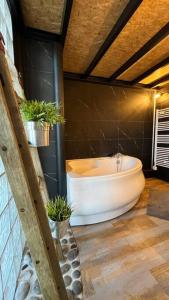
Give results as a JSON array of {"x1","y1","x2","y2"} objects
[
  {"x1": 81, "y1": 270, "x2": 95, "y2": 298},
  {"x1": 92, "y1": 269, "x2": 157, "y2": 300},
  {"x1": 112, "y1": 215, "x2": 157, "y2": 232},
  {"x1": 153, "y1": 240, "x2": 169, "y2": 261},
  {"x1": 148, "y1": 189, "x2": 169, "y2": 220},
  {"x1": 151, "y1": 262, "x2": 169, "y2": 295},
  {"x1": 73, "y1": 178, "x2": 169, "y2": 300}
]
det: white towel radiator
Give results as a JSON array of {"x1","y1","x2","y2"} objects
[{"x1": 153, "y1": 107, "x2": 169, "y2": 170}]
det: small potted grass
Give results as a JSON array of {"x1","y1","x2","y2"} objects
[
  {"x1": 20, "y1": 100, "x2": 64, "y2": 147},
  {"x1": 47, "y1": 196, "x2": 72, "y2": 239}
]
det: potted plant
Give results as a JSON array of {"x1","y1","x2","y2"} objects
[
  {"x1": 47, "y1": 196, "x2": 72, "y2": 239},
  {"x1": 20, "y1": 100, "x2": 65, "y2": 147}
]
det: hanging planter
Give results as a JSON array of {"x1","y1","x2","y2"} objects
[
  {"x1": 20, "y1": 100, "x2": 64, "y2": 147},
  {"x1": 47, "y1": 196, "x2": 73, "y2": 240},
  {"x1": 24, "y1": 121, "x2": 50, "y2": 147}
]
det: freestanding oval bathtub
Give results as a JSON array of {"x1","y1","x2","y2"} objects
[{"x1": 66, "y1": 155, "x2": 145, "y2": 226}]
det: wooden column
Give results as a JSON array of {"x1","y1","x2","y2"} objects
[
  {"x1": 0, "y1": 50, "x2": 68, "y2": 299},
  {"x1": 53, "y1": 43, "x2": 67, "y2": 196}
]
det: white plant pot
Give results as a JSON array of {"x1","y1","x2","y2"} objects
[
  {"x1": 24, "y1": 121, "x2": 50, "y2": 147},
  {"x1": 48, "y1": 218, "x2": 69, "y2": 239}
]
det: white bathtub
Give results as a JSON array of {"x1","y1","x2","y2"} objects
[{"x1": 66, "y1": 155, "x2": 145, "y2": 226}]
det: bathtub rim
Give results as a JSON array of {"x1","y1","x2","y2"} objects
[{"x1": 66, "y1": 156, "x2": 143, "y2": 181}]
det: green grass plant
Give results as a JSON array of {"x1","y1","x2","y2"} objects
[
  {"x1": 47, "y1": 196, "x2": 72, "y2": 222},
  {"x1": 20, "y1": 100, "x2": 65, "y2": 126}
]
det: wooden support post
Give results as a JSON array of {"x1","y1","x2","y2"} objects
[{"x1": 0, "y1": 52, "x2": 68, "y2": 299}]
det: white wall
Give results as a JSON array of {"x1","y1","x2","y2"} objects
[
  {"x1": 0, "y1": 159, "x2": 25, "y2": 300},
  {"x1": 0, "y1": 0, "x2": 14, "y2": 61}
]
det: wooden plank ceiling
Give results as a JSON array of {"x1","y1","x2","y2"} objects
[
  {"x1": 118, "y1": 36, "x2": 169, "y2": 81},
  {"x1": 19, "y1": 0, "x2": 169, "y2": 90},
  {"x1": 90, "y1": 0, "x2": 169, "y2": 78},
  {"x1": 63, "y1": 0, "x2": 169, "y2": 90},
  {"x1": 20, "y1": 0, "x2": 66, "y2": 34},
  {"x1": 63, "y1": 0, "x2": 130, "y2": 74}
]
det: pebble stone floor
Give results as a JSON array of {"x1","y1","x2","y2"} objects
[
  {"x1": 73, "y1": 178, "x2": 169, "y2": 300},
  {"x1": 15, "y1": 228, "x2": 83, "y2": 299}
]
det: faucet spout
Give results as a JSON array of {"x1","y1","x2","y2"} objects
[{"x1": 114, "y1": 153, "x2": 123, "y2": 172}]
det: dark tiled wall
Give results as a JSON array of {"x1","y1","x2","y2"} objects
[
  {"x1": 22, "y1": 37, "x2": 65, "y2": 197},
  {"x1": 64, "y1": 80, "x2": 154, "y2": 170}
]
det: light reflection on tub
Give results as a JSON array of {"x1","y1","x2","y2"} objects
[{"x1": 66, "y1": 155, "x2": 145, "y2": 226}]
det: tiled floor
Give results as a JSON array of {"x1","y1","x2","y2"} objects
[{"x1": 73, "y1": 178, "x2": 169, "y2": 300}]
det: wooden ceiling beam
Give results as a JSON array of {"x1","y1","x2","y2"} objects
[
  {"x1": 147, "y1": 73, "x2": 169, "y2": 88},
  {"x1": 64, "y1": 71, "x2": 149, "y2": 90},
  {"x1": 82, "y1": 0, "x2": 143, "y2": 78},
  {"x1": 109, "y1": 23, "x2": 169, "y2": 81},
  {"x1": 61, "y1": 0, "x2": 73, "y2": 45},
  {"x1": 131, "y1": 56, "x2": 169, "y2": 84}
]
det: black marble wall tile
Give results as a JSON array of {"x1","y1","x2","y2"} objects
[
  {"x1": 14, "y1": 30, "x2": 66, "y2": 197},
  {"x1": 118, "y1": 121, "x2": 144, "y2": 140},
  {"x1": 22, "y1": 37, "x2": 61, "y2": 198},
  {"x1": 65, "y1": 139, "x2": 118, "y2": 159},
  {"x1": 44, "y1": 174, "x2": 59, "y2": 199},
  {"x1": 117, "y1": 139, "x2": 143, "y2": 158},
  {"x1": 143, "y1": 138, "x2": 152, "y2": 154},
  {"x1": 65, "y1": 84, "x2": 120, "y2": 121},
  {"x1": 142, "y1": 154, "x2": 152, "y2": 170},
  {"x1": 144, "y1": 105, "x2": 154, "y2": 122},
  {"x1": 144, "y1": 121, "x2": 153, "y2": 138},
  {"x1": 65, "y1": 121, "x2": 118, "y2": 140},
  {"x1": 64, "y1": 80, "x2": 154, "y2": 171},
  {"x1": 38, "y1": 141, "x2": 57, "y2": 174},
  {"x1": 23, "y1": 39, "x2": 53, "y2": 72},
  {"x1": 24, "y1": 70, "x2": 54, "y2": 100}
]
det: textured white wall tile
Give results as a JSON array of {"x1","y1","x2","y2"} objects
[
  {"x1": 9, "y1": 198, "x2": 18, "y2": 227},
  {"x1": 14, "y1": 239, "x2": 22, "y2": 277},
  {"x1": 3, "y1": 262, "x2": 16, "y2": 300},
  {"x1": 0, "y1": 15, "x2": 6, "y2": 44},
  {"x1": 0, "y1": 271, "x2": 3, "y2": 300},
  {"x1": 0, "y1": 0, "x2": 14, "y2": 62},
  {"x1": 21, "y1": 228, "x2": 26, "y2": 250},
  {"x1": 4, "y1": 0, "x2": 12, "y2": 38},
  {"x1": 12, "y1": 218, "x2": 23, "y2": 255},
  {"x1": 19, "y1": 218, "x2": 26, "y2": 250},
  {"x1": 0, "y1": 205, "x2": 10, "y2": 257},
  {"x1": 7, "y1": 181, "x2": 12, "y2": 200},
  {"x1": 0, "y1": 234, "x2": 14, "y2": 289},
  {"x1": 0, "y1": 0, "x2": 5, "y2": 18},
  {"x1": 0, "y1": 158, "x2": 4, "y2": 175},
  {"x1": 0, "y1": 175, "x2": 9, "y2": 215}
]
